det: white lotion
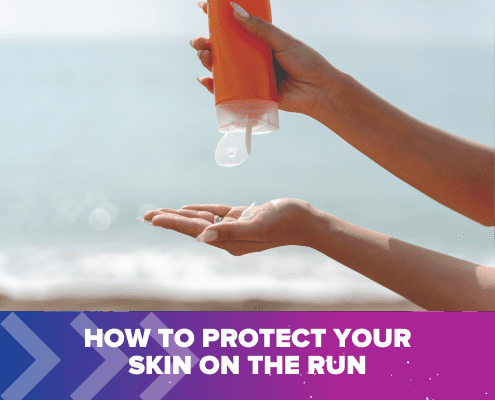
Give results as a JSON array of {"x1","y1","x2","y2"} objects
[{"x1": 238, "y1": 202, "x2": 256, "y2": 221}]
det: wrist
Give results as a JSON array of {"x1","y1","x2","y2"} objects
[
  {"x1": 297, "y1": 203, "x2": 335, "y2": 250},
  {"x1": 309, "y1": 67, "x2": 349, "y2": 124}
]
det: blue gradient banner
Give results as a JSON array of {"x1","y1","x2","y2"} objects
[{"x1": 0, "y1": 312, "x2": 493, "y2": 400}]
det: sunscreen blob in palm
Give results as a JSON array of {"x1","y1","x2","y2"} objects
[{"x1": 207, "y1": 0, "x2": 279, "y2": 167}]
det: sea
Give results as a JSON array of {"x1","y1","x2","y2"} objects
[{"x1": 0, "y1": 35, "x2": 493, "y2": 304}]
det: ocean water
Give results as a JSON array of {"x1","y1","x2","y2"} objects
[{"x1": 0, "y1": 37, "x2": 493, "y2": 303}]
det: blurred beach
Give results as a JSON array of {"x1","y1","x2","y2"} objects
[
  {"x1": 0, "y1": 240, "x2": 426, "y2": 310},
  {"x1": 0, "y1": 296, "x2": 423, "y2": 311},
  {"x1": 0, "y1": 1, "x2": 493, "y2": 311}
]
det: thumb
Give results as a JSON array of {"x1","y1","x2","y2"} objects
[
  {"x1": 231, "y1": 2, "x2": 300, "y2": 53},
  {"x1": 196, "y1": 221, "x2": 254, "y2": 243}
]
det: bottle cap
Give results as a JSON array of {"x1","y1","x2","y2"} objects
[{"x1": 215, "y1": 99, "x2": 279, "y2": 167}]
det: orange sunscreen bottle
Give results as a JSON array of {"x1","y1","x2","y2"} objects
[{"x1": 207, "y1": 0, "x2": 279, "y2": 167}]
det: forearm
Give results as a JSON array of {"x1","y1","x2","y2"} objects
[
  {"x1": 310, "y1": 71, "x2": 494, "y2": 226},
  {"x1": 305, "y1": 206, "x2": 495, "y2": 311}
]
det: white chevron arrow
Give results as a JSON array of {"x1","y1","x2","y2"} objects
[
  {"x1": 1, "y1": 312, "x2": 60, "y2": 400},
  {"x1": 139, "y1": 313, "x2": 199, "y2": 400},
  {"x1": 70, "y1": 313, "x2": 128, "y2": 400}
]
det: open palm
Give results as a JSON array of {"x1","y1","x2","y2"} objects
[{"x1": 141, "y1": 199, "x2": 312, "y2": 256}]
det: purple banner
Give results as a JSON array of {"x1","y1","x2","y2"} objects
[{"x1": 0, "y1": 312, "x2": 493, "y2": 399}]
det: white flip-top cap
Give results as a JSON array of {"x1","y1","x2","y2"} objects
[{"x1": 215, "y1": 99, "x2": 279, "y2": 167}]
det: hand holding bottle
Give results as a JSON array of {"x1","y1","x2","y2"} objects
[{"x1": 191, "y1": 1, "x2": 339, "y2": 117}]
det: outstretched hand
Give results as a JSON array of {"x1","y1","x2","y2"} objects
[
  {"x1": 141, "y1": 199, "x2": 314, "y2": 256},
  {"x1": 191, "y1": 1, "x2": 337, "y2": 116}
]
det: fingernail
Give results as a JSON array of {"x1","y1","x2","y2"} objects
[
  {"x1": 137, "y1": 218, "x2": 154, "y2": 226},
  {"x1": 190, "y1": 39, "x2": 195, "y2": 48},
  {"x1": 197, "y1": 50, "x2": 203, "y2": 59},
  {"x1": 197, "y1": 77, "x2": 203, "y2": 84},
  {"x1": 231, "y1": 2, "x2": 249, "y2": 19},
  {"x1": 196, "y1": 230, "x2": 218, "y2": 243},
  {"x1": 197, "y1": 1, "x2": 205, "y2": 7}
]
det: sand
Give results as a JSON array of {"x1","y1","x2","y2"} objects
[{"x1": 0, "y1": 295, "x2": 424, "y2": 311}]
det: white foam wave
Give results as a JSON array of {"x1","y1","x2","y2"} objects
[{"x1": 0, "y1": 245, "x2": 403, "y2": 303}]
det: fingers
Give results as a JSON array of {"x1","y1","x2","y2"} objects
[
  {"x1": 197, "y1": 1, "x2": 207, "y2": 14},
  {"x1": 230, "y1": 3, "x2": 300, "y2": 54},
  {"x1": 221, "y1": 217, "x2": 238, "y2": 223},
  {"x1": 190, "y1": 38, "x2": 212, "y2": 73},
  {"x1": 192, "y1": 3, "x2": 212, "y2": 93},
  {"x1": 151, "y1": 212, "x2": 210, "y2": 238},
  {"x1": 224, "y1": 206, "x2": 248, "y2": 220},
  {"x1": 143, "y1": 208, "x2": 216, "y2": 223},
  {"x1": 197, "y1": 76, "x2": 214, "y2": 94},
  {"x1": 176, "y1": 204, "x2": 248, "y2": 220},
  {"x1": 190, "y1": 36, "x2": 210, "y2": 52},
  {"x1": 181, "y1": 204, "x2": 232, "y2": 217},
  {"x1": 197, "y1": 49, "x2": 212, "y2": 72},
  {"x1": 201, "y1": 220, "x2": 260, "y2": 243}
]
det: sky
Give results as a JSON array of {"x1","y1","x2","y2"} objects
[
  {"x1": 0, "y1": 0, "x2": 493, "y2": 302},
  {"x1": 0, "y1": 0, "x2": 493, "y2": 42}
]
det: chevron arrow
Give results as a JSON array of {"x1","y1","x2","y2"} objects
[
  {"x1": 1, "y1": 312, "x2": 60, "y2": 400},
  {"x1": 70, "y1": 313, "x2": 128, "y2": 400},
  {"x1": 139, "y1": 313, "x2": 199, "y2": 400}
]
